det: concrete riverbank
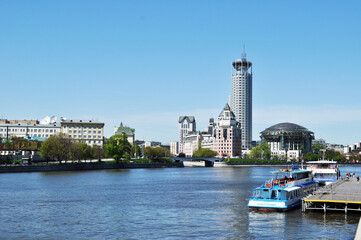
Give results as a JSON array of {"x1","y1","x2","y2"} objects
[{"x1": 0, "y1": 162, "x2": 184, "y2": 173}]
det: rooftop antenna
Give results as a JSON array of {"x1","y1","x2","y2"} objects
[{"x1": 241, "y1": 44, "x2": 247, "y2": 60}]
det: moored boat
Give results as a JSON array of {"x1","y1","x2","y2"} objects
[
  {"x1": 248, "y1": 166, "x2": 317, "y2": 212},
  {"x1": 182, "y1": 160, "x2": 206, "y2": 167},
  {"x1": 306, "y1": 160, "x2": 340, "y2": 185}
]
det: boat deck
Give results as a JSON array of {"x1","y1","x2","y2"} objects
[{"x1": 302, "y1": 177, "x2": 361, "y2": 213}]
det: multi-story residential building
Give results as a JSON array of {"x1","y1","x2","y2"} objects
[
  {"x1": 211, "y1": 104, "x2": 242, "y2": 158},
  {"x1": 60, "y1": 118, "x2": 104, "y2": 146},
  {"x1": 0, "y1": 122, "x2": 60, "y2": 140},
  {"x1": 170, "y1": 142, "x2": 179, "y2": 155},
  {"x1": 183, "y1": 131, "x2": 203, "y2": 157},
  {"x1": 145, "y1": 141, "x2": 162, "y2": 147},
  {"x1": 114, "y1": 122, "x2": 135, "y2": 144},
  {"x1": 229, "y1": 52, "x2": 252, "y2": 150},
  {"x1": 0, "y1": 119, "x2": 39, "y2": 125},
  {"x1": 178, "y1": 116, "x2": 196, "y2": 154},
  {"x1": 179, "y1": 104, "x2": 242, "y2": 158}
]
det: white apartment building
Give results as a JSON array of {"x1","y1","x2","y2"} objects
[
  {"x1": 178, "y1": 116, "x2": 196, "y2": 154},
  {"x1": 229, "y1": 53, "x2": 252, "y2": 150},
  {"x1": 170, "y1": 141, "x2": 179, "y2": 155},
  {"x1": 60, "y1": 118, "x2": 104, "y2": 146},
  {"x1": 0, "y1": 123, "x2": 60, "y2": 139}
]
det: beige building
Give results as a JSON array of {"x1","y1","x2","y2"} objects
[
  {"x1": 170, "y1": 142, "x2": 179, "y2": 155},
  {"x1": 60, "y1": 118, "x2": 104, "y2": 146},
  {"x1": 178, "y1": 104, "x2": 242, "y2": 158},
  {"x1": 211, "y1": 104, "x2": 242, "y2": 158}
]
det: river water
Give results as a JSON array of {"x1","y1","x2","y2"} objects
[{"x1": 1, "y1": 166, "x2": 360, "y2": 239}]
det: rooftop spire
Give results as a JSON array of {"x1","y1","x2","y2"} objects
[{"x1": 241, "y1": 44, "x2": 247, "y2": 60}]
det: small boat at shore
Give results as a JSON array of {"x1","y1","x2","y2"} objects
[
  {"x1": 248, "y1": 165, "x2": 317, "y2": 212},
  {"x1": 306, "y1": 160, "x2": 340, "y2": 186},
  {"x1": 182, "y1": 160, "x2": 206, "y2": 167}
]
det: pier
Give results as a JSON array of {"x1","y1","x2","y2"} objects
[{"x1": 302, "y1": 177, "x2": 361, "y2": 213}]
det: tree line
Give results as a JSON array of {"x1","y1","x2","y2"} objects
[
  {"x1": 247, "y1": 141, "x2": 348, "y2": 162},
  {"x1": 39, "y1": 133, "x2": 172, "y2": 164},
  {"x1": 40, "y1": 134, "x2": 105, "y2": 163}
]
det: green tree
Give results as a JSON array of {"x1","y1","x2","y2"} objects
[
  {"x1": 131, "y1": 142, "x2": 142, "y2": 158},
  {"x1": 91, "y1": 144, "x2": 105, "y2": 162},
  {"x1": 70, "y1": 142, "x2": 93, "y2": 162},
  {"x1": 260, "y1": 140, "x2": 271, "y2": 159},
  {"x1": 144, "y1": 146, "x2": 172, "y2": 161},
  {"x1": 303, "y1": 152, "x2": 319, "y2": 161},
  {"x1": 324, "y1": 149, "x2": 346, "y2": 162},
  {"x1": 312, "y1": 142, "x2": 325, "y2": 152},
  {"x1": 250, "y1": 146, "x2": 262, "y2": 159},
  {"x1": 40, "y1": 134, "x2": 72, "y2": 163},
  {"x1": 5, "y1": 139, "x2": 12, "y2": 149},
  {"x1": 104, "y1": 134, "x2": 132, "y2": 163},
  {"x1": 192, "y1": 148, "x2": 218, "y2": 158}
]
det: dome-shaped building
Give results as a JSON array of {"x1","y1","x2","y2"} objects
[{"x1": 261, "y1": 122, "x2": 314, "y2": 159}]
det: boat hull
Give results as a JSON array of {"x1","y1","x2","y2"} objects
[
  {"x1": 182, "y1": 161, "x2": 206, "y2": 167},
  {"x1": 248, "y1": 200, "x2": 301, "y2": 212}
]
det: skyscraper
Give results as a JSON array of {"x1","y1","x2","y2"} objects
[{"x1": 229, "y1": 52, "x2": 252, "y2": 149}]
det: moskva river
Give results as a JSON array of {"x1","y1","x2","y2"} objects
[{"x1": 1, "y1": 166, "x2": 360, "y2": 239}]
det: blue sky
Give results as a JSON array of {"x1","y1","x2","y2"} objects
[{"x1": 1, "y1": 1, "x2": 361, "y2": 145}]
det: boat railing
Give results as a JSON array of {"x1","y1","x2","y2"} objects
[{"x1": 307, "y1": 166, "x2": 336, "y2": 169}]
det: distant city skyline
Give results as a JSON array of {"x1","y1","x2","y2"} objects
[{"x1": 1, "y1": 1, "x2": 361, "y2": 145}]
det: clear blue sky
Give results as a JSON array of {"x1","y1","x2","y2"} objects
[{"x1": 1, "y1": 1, "x2": 361, "y2": 145}]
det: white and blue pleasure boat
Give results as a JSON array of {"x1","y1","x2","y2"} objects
[
  {"x1": 306, "y1": 160, "x2": 340, "y2": 186},
  {"x1": 248, "y1": 165, "x2": 318, "y2": 212}
]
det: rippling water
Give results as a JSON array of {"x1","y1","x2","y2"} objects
[{"x1": 0, "y1": 166, "x2": 360, "y2": 239}]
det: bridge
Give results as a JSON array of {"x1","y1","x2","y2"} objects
[{"x1": 171, "y1": 157, "x2": 224, "y2": 167}]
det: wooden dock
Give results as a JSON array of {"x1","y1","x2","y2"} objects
[{"x1": 302, "y1": 177, "x2": 361, "y2": 213}]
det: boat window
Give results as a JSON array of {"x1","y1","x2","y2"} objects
[
  {"x1": 271, "y1": 190, "x2": 277, "y2": 199},
  {"x1": 253, "y1": 190, "x2": 261, "y2": 198}
]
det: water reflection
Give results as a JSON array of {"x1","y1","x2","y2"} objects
[{"x1": 248, "y1": 211, "x2": 287, "y2": 239}]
